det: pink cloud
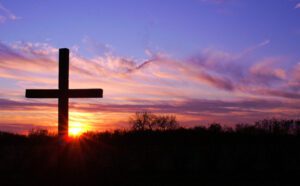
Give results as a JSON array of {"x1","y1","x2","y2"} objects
[
  {"x1": 287, "y1": 63, "x2": 300, "y2": 91},
  {"x1": 1, "y1": 40, "x2": 300, "y2": 133},
  {"x1": 249, "y1": 57, "x2": 286, "y2": 85},
  {"x1": 1, "y1": 97, "x2": 299, "y2": 133},
  {"x1": 1, "y1": 40, "x2": 299, "y2": 99}
]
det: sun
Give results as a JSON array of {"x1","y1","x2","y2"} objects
[
  {"x1": 69, "y1": 122, "x2": 87, "y2": 137},
  {"x1": 69, "y1": 127, "x2": 82, "y2": 136}
]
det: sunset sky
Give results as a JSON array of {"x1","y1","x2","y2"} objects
[{"x1": 0, "y1": 0, "x2": 300, "y2": 134}]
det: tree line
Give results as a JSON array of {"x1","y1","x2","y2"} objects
[{"x1": 129, "y1": 112, "x2": 300, "y2": 135}]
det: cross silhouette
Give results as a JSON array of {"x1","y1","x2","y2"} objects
[{"x1": 25, "y1": 48, "x2": 103, "y2": 140}]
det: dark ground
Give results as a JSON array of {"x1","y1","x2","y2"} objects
[{"x1": 1, "y1": 120, "x2": 300, "y2": 185}]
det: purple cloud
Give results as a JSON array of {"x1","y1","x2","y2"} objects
[{"x1": 0, "y1": 40, "x2": 300, "y2": 134}]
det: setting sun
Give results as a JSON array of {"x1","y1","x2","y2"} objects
[{"x1": 69, "y1": 122, "x2": 88, "y2": 137}]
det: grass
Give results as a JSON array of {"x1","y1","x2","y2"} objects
[{"x1": 0, "y1": 119, "x2": 300, "y2": 185}]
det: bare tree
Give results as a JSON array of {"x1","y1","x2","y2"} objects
[
  {"x1": 154, "y1": 115, "x2": 179, "y2": 130},
  {"x1": 129, "y1": 112, "x2": 179, "y2": 131},
  {"x1": 129, "y1": 112, "x2": 156, "y2": 131}
]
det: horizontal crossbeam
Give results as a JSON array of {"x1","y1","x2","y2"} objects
[
  {"x1": 26, "y1": 89, "x2": 103, "y2": 98},
  {"x1": 26, "y1": 89, "x2": 59, "y2": 98},
  {"x1": 69, "y1": 89, "x2": 103, "y2": 98}
]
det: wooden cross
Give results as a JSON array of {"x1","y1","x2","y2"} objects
[{"x1": 25, "y1": 48, "x2": 103, "y2": 140}]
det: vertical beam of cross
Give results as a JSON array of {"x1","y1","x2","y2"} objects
[
  {"x1": 25, "y1": 48, "x2": 103, "y2": 140},
  {"x1": 58, "y1": 49, "x2": 69, "y2": 138}
]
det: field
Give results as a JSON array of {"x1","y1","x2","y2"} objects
[{"x1": 1, "y1": 119, "x2": 300, "y2": 185}]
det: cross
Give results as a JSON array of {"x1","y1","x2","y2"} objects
[{"x1": 25, "y1": 48, "x2": 103, "y2": 140}]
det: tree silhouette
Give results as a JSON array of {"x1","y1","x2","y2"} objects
[
  {"x1": 129, "y1": 112, "x2": 179, "y2": 131},
  {"x1": 153, "y1": 114, "x2": 179, "y2": 130},
  {"x1": 129, "y1": 112, "x2": 155, "y2": 130}
]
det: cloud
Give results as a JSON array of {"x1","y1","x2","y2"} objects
[
  {"x1": 195, "y1": 71, "x2": 235, "y2": 91},
  {"x1": 0, "y1": 40, "x2": 300, "y2": 133},
  {"x1": 0, "y1": 98, "x2": 56, "y2": 110},
  {"x1": 0, "y1": 123, "x2": 55, "y2": 134},
  {"x1": 1, "y1": 40, "x2": 299, "y2": 99},
  {"x1": 0, "y1": 2, "x2": 20, "y2": 23},
  {"x1": 188, "y1": 46, "x2": 300, "y2": 100},
  {"x1": 287, "y1": 63, "x2": 300, "y2": 91},
  {"x1": 0, "y1": 41, "x2": 237, "y2": 93},
  {"x1": 254, "y1": 88, "x2": 300, "y2": 99},
  {"x1": 249, "y1": 57, "x2": 286, "y2": 85},
  {"x1": 1, "y1": 97, "x2": 299, "y2": 129},
  {"x1": 257, "y1": 40, "x2": 270, "y2": 47},
  {"x1": 82, "y1": 36, "x2": 113, "y2": 56},
  {"x1": 295, "y1": 3, "x2": 300, "y2": 9},
  {"x1": 0, "y1": 42, "x2": 58, "y2": 86}
]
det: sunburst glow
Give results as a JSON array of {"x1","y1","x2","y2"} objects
[{"x1": 69, "y1": 122, "x2": 87, "y2": 137}]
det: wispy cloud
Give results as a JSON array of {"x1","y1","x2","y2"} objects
[
  {"x1": 295, "y1": 3, "x2": 300, "y2": 9},
  {"x1": 249, "y1": 57, "x2": 286, "y2": 85},
  {"x1": 1, "y1": 97, "x2": 299, "y2": 129},
  {"x1": 0, "y1": 2, "x2": 20, "y2": 23},
  {"x1": 0, "y1": 40, "x2": 299, "y2": 99},
  {"x1": 0, "y1": 40, "x2": 300, "y2": 133},
  {"x1": 82, "y1": 36, "x2": 113, "y2": 56}
]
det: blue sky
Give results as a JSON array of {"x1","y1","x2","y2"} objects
[
  {"x1": 0, "y1": 0, "x2": 300, "y2": 133},
  {"x1": 1, "y1": 0, "x2": 300, "y2": 59}
]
